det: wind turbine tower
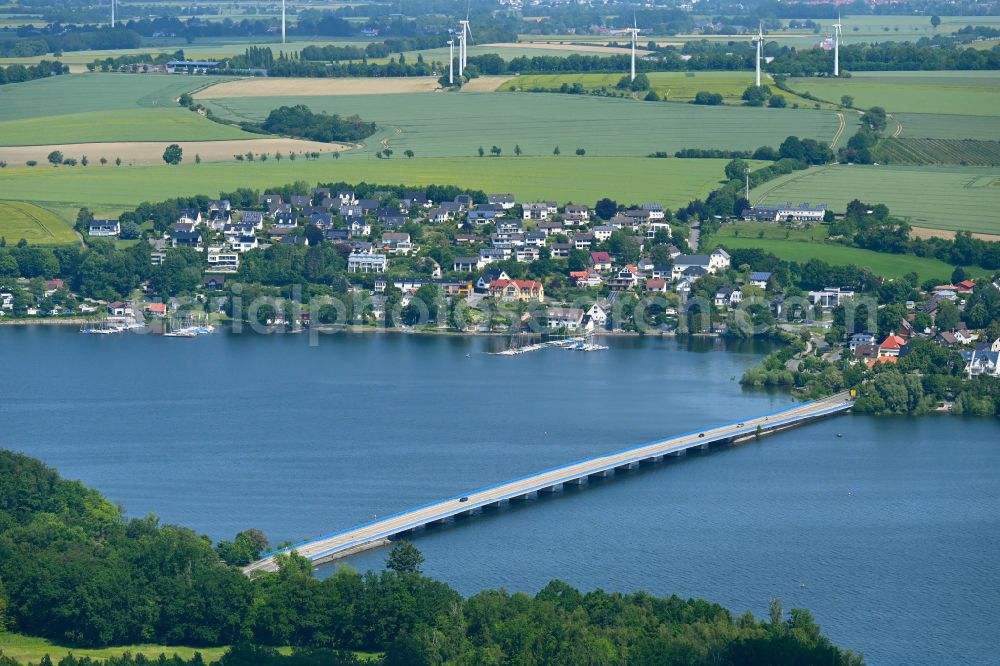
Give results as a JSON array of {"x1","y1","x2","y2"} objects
[
  {"x1": 754, "y1": 23, "x2": 764, "y2": 87},
  {"x1": 458, "y1": 19, "x2": 470, "y2": 76},
  {"x1": 281, "y1": 0, "x2": 286, "y2": 44},
  {"x1": 447, "y1": 39, "x2": 454, "y2": 85},
  {"x1": 832, "y1": 15, "x2": 842, "y2": 77},
  {"x1": 628, "y1": 17, "x2": 640, "y2": 81},
  {"x1": 111, "y1": 0, "x2": 115, "y2": 28}
]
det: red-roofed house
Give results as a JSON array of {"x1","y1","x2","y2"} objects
[
  {"x1": 570, "y1": 268, "x2": 602, "y2": 287},
  {"x1": 866, "y1": 356, "x2": 898, "y2": 369},
  {"x1": 488, "y1": 279, "x2": 545, "y2": 303},
  {"x1": 145, "y1": 303, "x2": 167, "y2": 317},
  {"x1": 956, "y1": 279, "x2": 976, "y2": 294},
  {"x1": 589, "y1": 251, "x2": 612, "y2": 271},
  {"x1": 877, "y1": 333, "x2": 907, "y2": 358},
  {"x1": 645, "y1": 278, "x2": 668, "y2": 293}
]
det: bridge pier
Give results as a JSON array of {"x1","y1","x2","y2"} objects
[
  {"x1": 588, "y1": 470, "x2": 609, "y2": 479},
  {"x1": 538, "y1": 484, "x2": 561, "y2": 494},
  {"x1": 615, "y1": 462, "x2": 636, "y2": 473},
  {"x1": 668, "y1": 450, "x2": 685, "y2": 457},
  {"x1": 564, "y1": 477, "x2": 585, "y2": 486},
  {"x1": 482, "y1": 501, "x2": 502, "y2": 511}
]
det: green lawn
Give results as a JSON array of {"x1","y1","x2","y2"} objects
[
  {"x1": 786, "y1": 71, "x2": 1000, "y2": 117},
  {"x1": 0, "y1": 201, "x2": 78, "y2": 245},
  {"x1": 0, "y1": 632, "x2": 382, "y2": 665},
  {"x1": 0, "y1": 156, "x2": 738, "y2": 216},
  {"x1": 203, "y1": 90, "x2": 842, "y2": 157},
  {"x1": 0, "y1": 632, "x2": 230, "y2": 664},
  {"x1": 706, "y1": 230, "x2": 987, "y2": 282},
  {"x1": 891, "y1": 113, "x2": 1000, "y2": 141},
  {"x1": 497, "y1": 71, "x2": 809, "y2": 104},
  {"x1": 751, "y1": 164, "x2": 1000, "y2": 235},
  {"x1": 0, "y1": 108, "x2": 252, "y2": 146}
]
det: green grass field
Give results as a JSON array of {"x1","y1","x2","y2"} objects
[
  {"x1": 203, "y1": 90, "x2": 842, "y2": 157},
  {"x1": 0, "y1": 156, "x2": 738, "y2": 217},
  {"x1": 786, "y1": 71, "x2": 1000, "y2": 117},
  {"x1": 495, "y1": 71, "x2": 814, "y2": 105},
  {"x1": 892, "y1": 113, "x2": 1000, "y2": 141},
  {"x1": 751, "y1": 164, "x2": 1000, "y2": 235},
  {"x1": 706, "y1": 225, "x2": 987, "y2": 282},
  {"x1": 0, "y1": 632, "x2": 381, "y2": 665},
  {"x1": 0, "y1": 201, "x2": 78, "y2": 245}
]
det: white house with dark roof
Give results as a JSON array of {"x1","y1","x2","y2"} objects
[
  {"x1": 488, "y1": 193, "x2": 516, "y2": 209},
  {"x1": 88, "y1": 219, "x2": 120, "y2": 237},
  {"x1": 348, "y1": 252, "x2": 387, "y2": 273}
]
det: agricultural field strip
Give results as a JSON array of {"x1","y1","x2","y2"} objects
[{"x1": 752, "y1": 164, "x2": 1000, "y2": 235}]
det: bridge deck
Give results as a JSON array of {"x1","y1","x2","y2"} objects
[{"x1": 244, "y1": 392, "x2": 853, "y2": 574}]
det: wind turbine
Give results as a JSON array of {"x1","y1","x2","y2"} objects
[
  {"x1": 832, "y1": 14, "x2": 842, "y2": 77},
  {"x1": 458, "y1": 18, "x2": 471, "y2": 75},
  {"x1": 628, "y1": 15, "x2": 640, "y2": 82},
  {"x1": 447, "y1": 38, "x2": 454, "y2": 85},
  {"x1": 754, "y1": 22, "x2": 764, "y2": 87},
  {"x1": 281, "y1": 0, "x2": 286, "y2": 44},
  {"x1": 111, "y1": 0, "x2": 115, "y2": 28}
]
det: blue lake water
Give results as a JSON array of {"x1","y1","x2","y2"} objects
[{"x1": 0, "y1": 325, "x2": 997, "y2": 665}]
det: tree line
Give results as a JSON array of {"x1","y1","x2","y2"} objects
[
  {"x1": 0, "y1": 60, "x2": 67, "y2": 86},
  {"x1": 0, "y1": 449, "x2": 866, "y2": 664},
  {"x1": 252, "y1": 105, "x2": 376, "y2": 144}
]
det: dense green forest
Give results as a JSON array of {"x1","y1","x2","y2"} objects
[{"x1": 0, "y1": 450, "x2": 865, "y2": 665}]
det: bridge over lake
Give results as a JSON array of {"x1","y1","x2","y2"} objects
[{"x1": 244, "y1": 391, "x2": 854, "y2": 575}]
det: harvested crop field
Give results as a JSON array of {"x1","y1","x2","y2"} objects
[
  {"x1": 0, "y1": 138, "x2": 347, "y2": 166},
  {"x1": 459, "y1": 76, "x2": 515, "y2": 92},
  {"x1": 195, "y1": 77, "x2": 440, "y2": 99}
]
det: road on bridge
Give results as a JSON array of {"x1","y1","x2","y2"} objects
[{"x1": 245, "y1": 391, "x2": 853, "y2": 574}]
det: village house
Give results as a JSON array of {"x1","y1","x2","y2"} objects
[
  {"x1": 537, "y1": 220, "x2": 564, "y2": 236},
  {"x1": 593, "y1": 225, "x2": 614, "y2": 242},
  {"x1": 524, "y1": 231, "x2": 546, "y2": 247},
  {"x1": 237, "y1": 210, "x2": 264, "y2": 229},
  {"x1": 488, "y1": 193, "x2": 516, "y2": 209},
  {"x1": 608, "y1": 265, "x2": 640, "y2": 291},
  {"x1": 590, "y1": 251, "x2": 613, "y2": 272},
  {"x1": 546, "y1": 307, "x2": 585, "y2": 331},
  {"x1": 749, "y1": 271, "x2": 773, "y2": 289},
  {"x1": 714, "y1": 286, "x2": 742, "y2": 308},
  {"x1": 877, "y1": 333, "x2": 908, "y2": 358},
  {"x1": 522, "y1": 202, "x2": 549, "y2": 221},
  {"x1": 849, "y1": 332, "x2": 876, "y2": 352},
  {"x1": 88, "y1": 219, "x2": 120, "y2": 237},
  {"x1": 515, "y1": 247, "x2": 540, "y2": 263},
  {"x1": 381, "y1": 232, "x2": 415, "y2": 255},
  {"x1": 488, "y1": 279, "x2": 545, "y2": 303},
  {"x1": 403, "y1": 191, "x2": 431, "y2": 209},
  {"x1": 809, "y1": 287, "x2": 855, "y2": 308},
  {"x1": 586, "y1": 304, "x2": 608, "y2": 329},
  {"x1": 570, "y1": 268, "x2": 603, "y2": 287},
  {"x1": 206, "y1": 209, "x2": 231, "y2": 231},
  {"x1": 642, "y1": 203, "x2": 665, "y2": 220},
  {"x1": 742, "y1": 202, "x2": 827, "y2": 223},
  {"x1": 171, "y1": 230, "x2": 202, "y2": 249},
  {"x1": 479, "y1": 248, "x2": 509, "y2": 266},
  {"x1": 564, "y1": 204, "x2": 589, "y2": 221},
  {"x1": 469, "y1": 209, "x2": 503, "y2": 225},
  {"x1": 347, "y1": 252, "x2": 388, "y2": 273},
  {"x1": 550, "y1": 243, "x2": 571, "y2": 258},
  {"x1": 645, "y1": 220, "x2": 671, "y2": 239},
  {"x1": 272, "y1": 211, "x2": 297, "y2": 229},
  {"x1": 646, "y1": 278, "x2": 668, "y2": 294},
  {"x1": 454, "y1": 256, "x2": 480, "y2": 272},
  {"x1": 207, "y1": 250, "x2": 240, "y2": 273},
  {"x1": 572, "y1": 233, "x2": 594, "y2": 250},
  {"x1": 427, "y1": 207, "x2": 452, "y2": 224}
]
